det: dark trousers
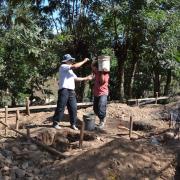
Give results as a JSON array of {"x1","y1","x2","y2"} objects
[
  {"x1": 53, "y1": 88, "x2": 77, "y2": 126},
  {"x1": 93, "y1": 95, "x2": 107, "y2": 120}
]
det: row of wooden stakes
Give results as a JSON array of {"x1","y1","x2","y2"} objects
[{"x1": 3, "y1": 97, "x2": 30, "y2": 136}]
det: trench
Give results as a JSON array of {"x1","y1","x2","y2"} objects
[{"x1": 132, "y1": 121, "x2": 155, "y2": 131}]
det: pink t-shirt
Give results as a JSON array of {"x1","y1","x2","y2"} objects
[{"x1": 93, "y1": 69, "x2": 109, "y2": 96}]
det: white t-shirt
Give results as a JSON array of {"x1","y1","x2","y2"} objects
[{"x1": 58, "y1": 64, "x2": 77, "y2": 90}]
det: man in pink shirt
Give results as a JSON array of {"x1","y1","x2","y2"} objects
[{"x1": 91, "y1": 60, "x2": 109, "y2": 129}]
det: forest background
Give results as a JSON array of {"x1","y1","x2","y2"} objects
[{"x1": 0, "y1": 0, "x2": 179, "y2": 107}]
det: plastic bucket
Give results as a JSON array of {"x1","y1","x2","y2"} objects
[
  {"x1": 83, "y1": 112, "x2": 95, "y2": 131},
  {"x1": 98, "y1": 55, "x2": 110, "y2": 71}
]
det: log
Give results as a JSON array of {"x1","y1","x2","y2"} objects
[
  {"x1": 118, "y1": 125, "x2": 144, "y2": 137},
  {"x1": 0, "y1": 121, "x2": 67, "y2": 158},
  {"x1": 0, "y1": 102, "x2": 93, "y2": 112},
  {"x1": 128, "y1": 96, "x2": 169, "y2": 102}
]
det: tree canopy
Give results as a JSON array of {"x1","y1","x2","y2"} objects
[{"x1": 0, "y1": 0, "x2": 179, "y2": 106}]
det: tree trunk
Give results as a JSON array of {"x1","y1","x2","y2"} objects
[
  {"x1": 117, "y1": 59, "x2": 125, "y2": 101},
  {"x1": 114, "y1": 39, "x2": 129, "y2": 101},
  {"x1": 164, "y1": 69, "x2": 171, "y2": 96},
  {"x1": 11, "y1": 96, "x2": 16, "y2": 107},
  {"x1": 153, "y1": 68, "x2": 160, "y2": 96},
  {"x1": 126, "y1": 53, "x2": 138, "y2": 99}
]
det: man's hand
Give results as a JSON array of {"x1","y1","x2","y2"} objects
[
  {"x1": 84, "y1": 58, "x2": 90, "y2": 63},
  {"x1": 71, "y1": 58, "x2": 90, "y2": 69},
  {"x1": 86, "y1": 74, "x2": 93, "y2": 81},
  {"x1": 75, "y1": 74, "x2": 93, "y2": 82}
]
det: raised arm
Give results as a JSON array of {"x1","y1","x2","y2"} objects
[{"x1": 70, "y1": 58, "x2": 89, "y2": 69}]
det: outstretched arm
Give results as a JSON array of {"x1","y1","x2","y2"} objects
[{"x1": 75, "y1": 75, "x2": 93, "y2": 82}]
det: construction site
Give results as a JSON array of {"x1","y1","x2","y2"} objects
[{"x1": 0, "y1": 96, "x2": 179, "y2": 180}]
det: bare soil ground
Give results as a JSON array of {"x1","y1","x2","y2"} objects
[{"x1": 0, "y1": 97, "x2": 179, "y2": 180}]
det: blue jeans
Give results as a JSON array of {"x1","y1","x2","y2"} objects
[
  {"x1": 93, "y1": 95, "x2": 107, "y2": 120},
  {"x1": 53, "y1": 88, "x2": 77, "y2": 126}
]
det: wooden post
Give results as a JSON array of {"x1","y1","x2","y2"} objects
[
  {"x1": 136, "y1": 99, "x2": 139, "y2": 107},
  {"x1": 15, "y1": 109, "x2": 20, "y2": 136},
  {"x1": 27, "y1": 127, "x2": 30, "y2": 142},
  {"x1": 16, "y1": 109, "x2": 20, "y2": 131},
  {"x1": 5, "y1": 106, "x2": 8, "y2": 136},
  {"x1": 79, "y1": 121, "x2": 85, "y2": 149},
  {"x1": 129, "y1": 116, "x2": 133, "y2": 138},
  {"x1": 155, "y1": 92, "x2": 158, "y2": 104},
  {"x1": 169, "y1": 113, "x2": 172, "y2": 128},
  {"x1": 26, "y1": 97, "x2": 30, "y2": 116}
]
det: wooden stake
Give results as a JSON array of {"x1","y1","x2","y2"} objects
[
  {"x1": 26, "y1": 127, "x2": 30, "y2": 142},
  {"x1": 0, "y1": 120, "x2": 67, "y2": 158},
  {"x1": 5, "y1": 106, "x2": 8, "y2": 136},
  {"x1": 169, "y1": 113, "x2": 172, "y2": 128},
  {"x1": 136, "y1": 99, "x2": 139, "y2": 107},
  {"x1": 79, "y1": 121, "x2": 85, "y2": 149},
  {"x1": 27, "y1": 128, "x2": 30, "y2": 137},
  {"x1": 155, "y1": 92, "x2": 158, "y2": 104},
  {"x1": 15, "y1": 109, "x2": 20, "y2": 132},
  {"x1": 26, "y1": 97, "x2": 30, "y2": 116},
  {"x1": 129, "y1": 116, "x2": 133, "y2": 138}
]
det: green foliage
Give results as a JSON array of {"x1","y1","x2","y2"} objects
[
  {"x1": 0, "y1": 0, "x2": 179, "y2": 104},
  {"x1": 0, "y1": 1, "x2": 65, "y2": 106}
]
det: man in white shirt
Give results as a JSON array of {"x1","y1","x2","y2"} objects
[{"x1": 53, "y1": 54, "x2": 91, "y2": 130}]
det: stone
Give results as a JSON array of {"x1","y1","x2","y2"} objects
[
  {"x1": 33, "y1": 168, "x2": 40, "y2": 174},
  {"x1": 163, "y1": 132, "x2": 174, "y2": 141},
  {"x1": 15, "y1": 168, "x2": 26, "y2": 178},
  {"x1": 2, "y1": 166, "x2": 10, "y2": 176},
  {"x1": 9, "y1": 169, "x2": 16, "y2": 180},
  {"x1": 127, "y1": 163, "x2": 133, "y2": 169},
  {"x1": 0, "y1": 153, "x2": 6, "y2": 160},
  {"x1": 78, "y1": 173, "x2": 88, "y2": 180},
  {"x1": 3, "y1": 166, "x2": 10, "y2": 171},
  {"x1": 25, "y1": 177, "x2": 34, "y2": 180},
  {"x1": 4, "y1": 158, "x2": 12, "y2": 165},
  {"x1": 21, "y1": 162, "x2": 29, "y2": 169},
  {"x1": 96, "y1": 137, "x2": 101, "y2": 140},
  {"x1": 29, "y1": 144, "x2": 38, "y2": 151},
  {"x1": 11, "y1": 147, "x2": 20, "y2": 154},
  {"x1": 34, "y1": 176, "x2": 40, "y2": 180},
  {"x1": 23, "y1": 148, "x2": 29, "y2": 152},
  {"x1": 0, "y1": 172, "x2": 3, "y2": 179},
  {"x1": 2, "y1": 176, "x2": 10, "y2": 180}
]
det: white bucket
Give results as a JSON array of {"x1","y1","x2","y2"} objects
[{"x1": 98, "y1": 55, "x2": 110, "y2": 71}]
